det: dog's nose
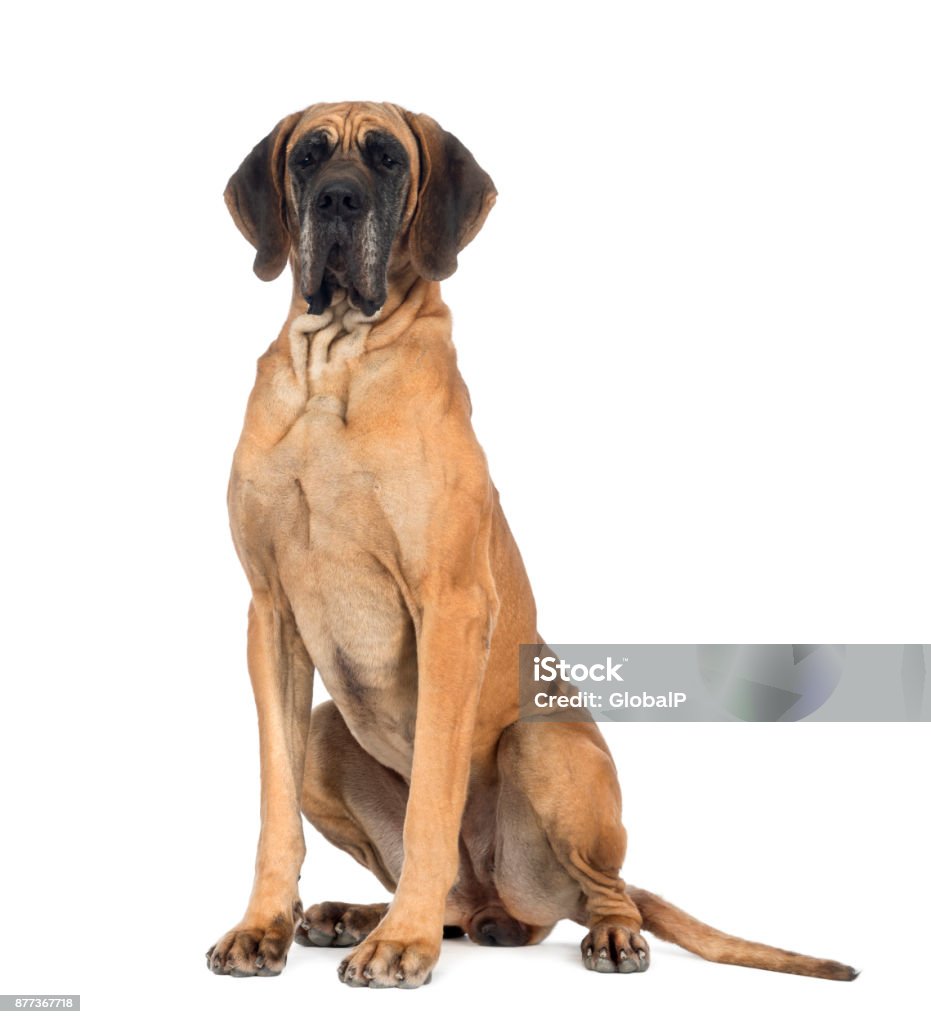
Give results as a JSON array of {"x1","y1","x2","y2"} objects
[{"x1": 316, "y1": 180, "x2": 365, "y2": 221}]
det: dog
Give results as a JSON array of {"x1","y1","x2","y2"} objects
[{"x1": 207, "y1": 101, "x2": 857, "y2": 988}]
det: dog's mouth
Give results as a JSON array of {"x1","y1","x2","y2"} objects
[
  {"x1": 326, "y1": 244, "x2": 347, "y2": 276},
  {"x1": 302, "y1": 238, "x2": 385, "y2": 319}
]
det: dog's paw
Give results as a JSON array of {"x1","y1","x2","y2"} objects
[
  {"x1": 337, "y1": 933, "x2": 439, "y2": 989},
  {"x1": 206, "y1": 914, "x2": 295, "y2": 977},
  {"x1": 295, "y1": 901, "x2": 389, "y2": 948},
  {"x1": 581, "y1": 922, "x2": 650, "y2": 974}
]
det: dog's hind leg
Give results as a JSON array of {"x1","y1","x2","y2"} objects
[
  {"x1": 494, "y1": 719, "x2": 650, "y2": 974},
  {"x1": 298, "y1": 700, "x2": 538, "y2": 950},
  {"x1": 296, "y1": 700, "x2": 406, "y2": 946}
]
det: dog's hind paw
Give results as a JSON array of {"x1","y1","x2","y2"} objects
[
  {"x1": 581, "y1": 921, "x2": 650, "y2": 974},
  {"x1": 295, "y1": 901, "x2": 389, "y2": 948}
]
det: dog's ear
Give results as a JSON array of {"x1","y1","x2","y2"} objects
[
  {"x1": 403, "y1": 113, "x2": 497, "y2": 281},
  {"x1": 224, "y1": 112, "x2": 303, "y2": 281}
]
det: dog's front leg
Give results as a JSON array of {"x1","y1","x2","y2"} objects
[
  {"x1": 207, "y1": 593, "x2": 314, "y2": 977},
  {"x1": 337, "y1": 581, "x2": 497, "y2": 989}
]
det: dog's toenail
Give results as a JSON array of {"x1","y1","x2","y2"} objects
[
  {"x1": 396, "y1": 970, "x2": 405, "y2": 981},
  {"x1": 335, "y1": 921, "x2": 344, "y2": 933},
  {"x1": 599, "y1": 948, "x2": 608, "y2": 959}
]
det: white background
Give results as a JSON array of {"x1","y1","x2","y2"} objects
[{"x1": 1, "y1": 2, "x2": 929, "y2": 1021}]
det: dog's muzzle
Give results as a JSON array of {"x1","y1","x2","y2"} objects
[{"x1": 301, "y1": 169, "x2": 383, "y2": 318}]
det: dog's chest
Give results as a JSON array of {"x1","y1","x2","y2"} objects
[{"x1": 229, "y1": 320, "x2": 424, "y2": 775}]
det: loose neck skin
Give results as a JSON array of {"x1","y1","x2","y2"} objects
[
  {"x1": 254, "y1": 253, "x2": 454, "y2": 426},
  {"x1": 281, "y1": 252, "x2": 450, "y2": 356}
]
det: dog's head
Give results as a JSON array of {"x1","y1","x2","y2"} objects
[{"x1": 224, "y1": 101, "x2": 496, "y2": 317}]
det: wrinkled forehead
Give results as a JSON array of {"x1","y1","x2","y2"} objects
[{"x1": 289, "y1": 101, "x2": 417, "y2": 162}]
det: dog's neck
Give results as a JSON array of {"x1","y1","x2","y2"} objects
[
  {"x1": 278, "y1": 266, "x2": 449, "y2": 418},
  {"x1": 286, "y1": 289, "x2": 377, "y2": 388},
  {"x1": 286, "y1": 260, "x2": 446, "y2": 343}
]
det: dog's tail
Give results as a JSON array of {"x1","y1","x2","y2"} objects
[{"x1": 627, "y1": 886, "x2": 858, "y2": 981}]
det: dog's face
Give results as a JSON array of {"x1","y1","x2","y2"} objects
[{"x1": 225, "y1": 102, "x2": 496, "y2": 317}]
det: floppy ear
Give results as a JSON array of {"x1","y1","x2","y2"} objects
[
  {"x1": 224, "y1": 111, "x2": 302, "y2": 281},
  {"x1": 403, "y1": 112, "x2": 497, "y2": 281}
]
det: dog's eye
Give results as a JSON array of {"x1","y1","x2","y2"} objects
[
  {"x1": 299, "y1": 153, "x2": 317, "y2": 169},
  {"x1": 365, "y1": 134, "x2": 405, "y2": 171}
]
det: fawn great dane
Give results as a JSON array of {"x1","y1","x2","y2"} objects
[{"x1": 207, "y1": 101, "x2": 857, "y2": 988}]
